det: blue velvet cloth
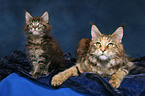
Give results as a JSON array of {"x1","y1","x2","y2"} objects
[
  {"x1": 0, "y1": 73, "x2": 85, "y2": 96},
  {"x1": 1, "y1": 51, "x2": 145, "y2": 96}
]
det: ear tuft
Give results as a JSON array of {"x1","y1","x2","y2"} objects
[
  {"x1": 91, "y1": 25, "x2": 102, "y2": 40},
  {"x1": 25, "y1": 11, "x2": 32, "y2": 24},
  {"x1": 111, "y1": 27, "x2": 123, "y2": 43},
  {"x1": 41, "y1": 11, "x2": 49, "y2": 23}
]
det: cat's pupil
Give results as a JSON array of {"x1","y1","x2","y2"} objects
[
  {"x1": 107, "y1": 43, "x2": 113, "y2": 47},
  {"x1": 96, "y1": 42, "x2": 101, "y2": 47}
]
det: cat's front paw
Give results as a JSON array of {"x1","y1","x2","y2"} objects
[
  {"x1": 31, "y1": 72, "x2": 42, "y2": 78},
  {"x1": 109, "y1": 77, "x2": 121, "y2": 89},
  {"x1": 30, "y1": 70, "x2": 49, "y2": 78},
  {"x1": 51, "y1": 74, "x2": 65, "y2": 86},
  {"x1": 32, "y1": 73, "x2": 41, "y2": 78}
]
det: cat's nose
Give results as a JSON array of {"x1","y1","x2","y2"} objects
[
  {"x1": 34, "y1": 26, "x2": 37, "y2": 29},
  {"x1": 101, "y1": 47, "x2": 106, "y2": 52}
]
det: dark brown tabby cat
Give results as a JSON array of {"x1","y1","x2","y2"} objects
[
  {"x1": 24, "y1": 11, "x2": 66, "y2": 78},
  {"x1": 51, "y1": 25, "x2": 133, "y2": 89},
  {"x1": 76, "y1": 38, "x2": 91, "y2": 63}
]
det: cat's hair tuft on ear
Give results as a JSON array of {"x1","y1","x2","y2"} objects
[
  {"x1": 41, "y1": 11, "x2": 49, "y2": 23},
  {"x1": 91, "y1": 25, "x2": 102, "y2": 40},
  {"x1": 111, "y1": 27, "x2": 123, "y2": 43},
  {"x1": 25, "y1": 11, "x2": 32, "y2": 24}
]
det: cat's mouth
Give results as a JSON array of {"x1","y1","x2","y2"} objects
[
  {"x1": 33, "y1": 31, "x2": 40, "y2": 35},
  {"x1": 99, "y1": 54, "x2": 109, "y2": 60},
  {"x1": 28, "y1": 30, "x2": 40, "y2": 35},
  {"x1": 90, "y1": 53, "x2": 109, "y2": 61}
]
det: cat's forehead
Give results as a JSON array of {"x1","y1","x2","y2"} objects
[
  {"x1": 93, "y1": 35, "x2": 113, "y2": 42},
  {"x1": 29, "y1": 17, "x2": 42, "y2": 26},
  {"x1": 31, "y1": 17, "x2": 41, "y2": 22}
]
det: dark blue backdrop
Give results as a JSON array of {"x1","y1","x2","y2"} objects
[{"x1": 0, "y1": 0, "x2": 145, "y2": 58}]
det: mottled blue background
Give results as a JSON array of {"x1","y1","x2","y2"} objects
[{"x1": 0, "y1": 0, "x2": 145, "y2": 58}]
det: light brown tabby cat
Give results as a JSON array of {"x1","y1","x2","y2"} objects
[{"x1": 51, "y1": 25, "x2": 133, "y2": 89}]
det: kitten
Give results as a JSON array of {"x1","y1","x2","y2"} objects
[
  {"x1": 24, "y1": 11, "x2": 66, "y2": 78},
  {"x1": 51, "y1": 25, "x2": 133, "y2": 89}
]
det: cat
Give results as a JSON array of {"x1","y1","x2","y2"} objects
[
  {"x1": 51, "y1": 25, "x2": 133, "y2": 89},
  {"x1": 76, "y1": 38, "x2": 91, "y2": 63},
  {"x1": 24, "y1": 11, "x2": 66, "y2": 78}
]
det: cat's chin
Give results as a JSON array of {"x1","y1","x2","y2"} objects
[
  {"x1": 99, "y1": 55, "x2": 109, "y2": 61},
  {"x1": 33, "y1": 31, "x2": 40, "y2": 35}
]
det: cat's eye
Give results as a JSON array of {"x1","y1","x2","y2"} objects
[
  {"x1": 95, "y1": 42, "x2": 101, "y2": 47},
  {"x1": 39, "y1": 24, "x2": 43, "y2": 27},
  {"x1": 36, "y1": 25, "x2": 40, "y2": 28},
  {"x1": 107, "y1": 43, "x2": 113, "y2": 47},
  {"x1": 29, "y1": 24, "x2": 32, "y2": 27}
]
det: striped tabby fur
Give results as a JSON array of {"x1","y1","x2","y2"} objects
[
  {"x1": 24, "y1": 11, "x2": 65, "y2": 78},
  {"x1": 51, "y1": 25, "x2": 133, "y2": 89}
]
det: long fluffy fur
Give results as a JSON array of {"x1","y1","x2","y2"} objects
[
  {"x1": 24, "y1": 11, "x2": 65, "y2": 78},
  {"x1": 51, "y1": 25, "x2": 133, "y2": 89}
]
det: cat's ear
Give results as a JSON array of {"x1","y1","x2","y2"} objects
[
  {"x1": 41, "y1": 11, "x2": 49, "y2": 23},
  {"x1": 91, "y1": 25, "x2": 102, "y2": 40},
  {"x1": 25, "y1": 11, "x2": 33, "y2": 24},
  {"x1": 111, "y1": 27, "x2": 123, "y2": 43}
]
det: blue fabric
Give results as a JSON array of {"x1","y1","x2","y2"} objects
[
  {"x1": 1, "y1": 72, "x2": 145, "y2": 96},
  {"x1": 1, "y1": 51, "x2": 145, "y2": 96},
  {"x1": 0, "y1": 73, "x2": 85, "y2": 96}
]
